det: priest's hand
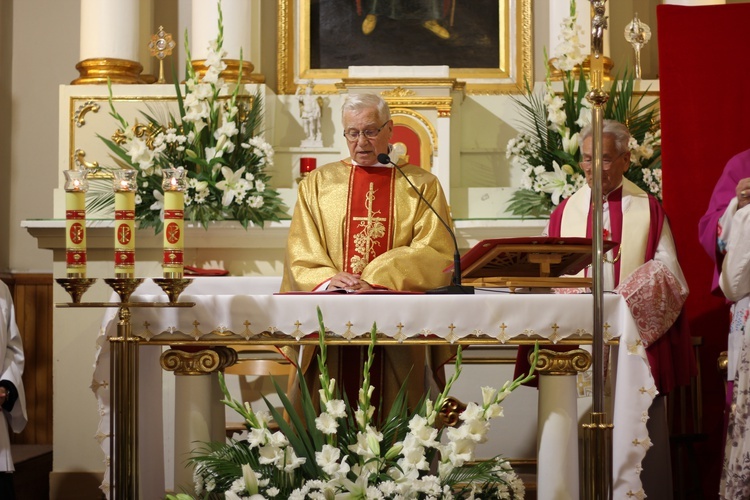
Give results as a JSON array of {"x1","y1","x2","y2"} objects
[
  {"x1": 328, "y1": 272, "x2": 373, "y2": 292},
  {"x1": 736, "y1": 177, "x2": 750, "y2": 209}
]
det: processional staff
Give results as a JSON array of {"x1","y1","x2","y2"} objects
[{"x1": 582, "y1": 1, "x2": 613, "y2": 499}]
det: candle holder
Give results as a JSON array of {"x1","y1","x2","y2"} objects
[
  {"x1": 64, "y1": 168, "x2": 90, "y2": 278},
  {"x1": 152, "y1": 277, "x2": 193, "y2": 304},
  {"x1": 162, "y1": 168, "x2": 187, "y2": 278},
  {"x1": 104, "y1": 278, "x2": 144, "y2": 303},
  {"x1": 55, "y1": 277, "x2": 97, "y2": 304},
  {"x1": 296, "y1": 157, "x2": 317, "y2": 183}
]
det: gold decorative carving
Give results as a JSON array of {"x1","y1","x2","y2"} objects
[
  {"x1": 277, "y1": 0, "x2": 293, "y2": 95},
  {"x1": 191, "y1": 59, "x2": 264, "y2": 84},
  {"x1": 533, "y1": 348, "x2": 591, "y2": 376},
  {"x1": 160, "y1": 346, "x2": 237, "y2": 375},
  {"x1": 73, "y1": 149, "x2": 100, "y2": 174},
  {"x1": 71, "y1": 58, "x2": 147, "y2": 85},
  {"x1": 381, "y1": 86, "x2": 416, "y2": 97},
  {"x1": 73, "y1": 100, "x2": 100, "y2": 127},
  {"x1": 111, "y1": 120, "x2": 159, "y2": 149},
  {"x1": 437, "y1": 396, "x2": 467, "y2": 428}
]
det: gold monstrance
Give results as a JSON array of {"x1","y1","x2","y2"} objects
[{"x1": 148, "y1": 26, "x2": 176, "y2": 84}]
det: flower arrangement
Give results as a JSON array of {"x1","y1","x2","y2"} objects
[
  {"x1": 506, "y1": 0, "x2": 662, "y2": 218},
  {"x1": 170, "y1": 309, "x2": 536, "y2": 499},
  {"x1": 92, "y1": 4, "x2": 286, "y2": 232}
]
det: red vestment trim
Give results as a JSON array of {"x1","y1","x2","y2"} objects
[{"x1": 343, "y1": 165, "x2": 395, "y2": 275}]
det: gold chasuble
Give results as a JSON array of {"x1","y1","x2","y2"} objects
[
  {"x1": 281, "y1": 159, "x2": 454, "y2": 414},
  {"x1": 282, "y1": 160, "x2": 453, "y2": 292}
]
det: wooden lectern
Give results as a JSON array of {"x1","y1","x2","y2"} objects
[{"x1": 457, "y1": 237, "x2": 618, "y2": 290}]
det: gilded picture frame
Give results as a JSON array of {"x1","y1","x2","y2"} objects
[{"x1": 277, "y1": 0, "x2": 532, "y2": 95}]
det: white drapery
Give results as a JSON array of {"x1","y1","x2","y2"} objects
[{"x1": 93, "y1": 277, "x2": 654, "y2": 498}]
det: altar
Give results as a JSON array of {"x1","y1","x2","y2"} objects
[{"x1": 93, "y1": 277, "x2": 655, "y2": 498}]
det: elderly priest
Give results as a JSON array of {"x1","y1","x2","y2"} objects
[
  {"x1": 281, "y1": 93, "x2": 455, "y2": 414},
  {"x1": 516, "y1": 119, "x2": 693, "y2": 499}
]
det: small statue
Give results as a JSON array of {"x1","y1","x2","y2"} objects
[
  {"x1": 296, "y1": 81, "x2": 323, "y2": 148},
  {"x1": 590, "y1": 0, "x2": 608, "y2": 57}
]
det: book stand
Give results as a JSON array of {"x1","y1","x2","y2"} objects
[{"x1": 458, "y1": 237, "x2": 617, "y2": 291}]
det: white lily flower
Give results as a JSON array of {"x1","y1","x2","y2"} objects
[
  {"x1": 241, "y1": 464, "x2": 259, "y2": 494},
  {"x1": 538, "y1": 162, "x2": 569, "y2": 205},
  {"x1": 215, "y1": 166, "x2": 247, "y2": 206},
  {"x1": 563, "y1": 131, "x2": 580, "y2": 156}
]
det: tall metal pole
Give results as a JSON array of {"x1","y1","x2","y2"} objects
[{"x1": 582, "y1": 1, "x2": 613, "y2": 499}]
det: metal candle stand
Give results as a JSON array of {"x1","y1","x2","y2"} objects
[{"x1": 55, "y1": 276, "x2": 194, "y2": 499}]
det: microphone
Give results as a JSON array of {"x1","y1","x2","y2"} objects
[{"x1": 377, "y1": 153, "x2": 474, "y2": 294}]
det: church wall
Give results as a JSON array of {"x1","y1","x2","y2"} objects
[
  {"x1": 5, "y1": 0, "x2": 672, "y2": 494},
  {"x1": 9, "y1": 0, "x2": 79, "y2": 274},
  {"x1": 0, "y1": 1, "x2": 13, "y2": 271}
]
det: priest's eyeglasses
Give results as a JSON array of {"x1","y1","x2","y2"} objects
[
  {"x1": 579, "y1": 152, "x2": 627, "y2": 170},
  {"x1": 343, "y1": 121, "x2": 389, "y2": 141}
]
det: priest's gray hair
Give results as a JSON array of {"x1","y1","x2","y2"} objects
[
  {"x1": 341, "y1": 93, "x2": 391, "y2": 123},
  {"x1": 581, "y1": 119, "x2": 631, "y2": 155}
]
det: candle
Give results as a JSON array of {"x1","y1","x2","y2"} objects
[
  {"x1": 113, "y1": 170, "x2": 137, "y2": 278},
  {"x1": 162, "y1": 168, "x2": 187, "y2": 278},
  {"x1": 63, "y1": 169, "x2": 89, "y2": 277},
  {"x1": 300, "y1": 157, "x2": 317, "y2": 175}
]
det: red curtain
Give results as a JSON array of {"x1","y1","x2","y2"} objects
[{"x1": 658, "y1": 3, "x2": 750, "y2": 494}]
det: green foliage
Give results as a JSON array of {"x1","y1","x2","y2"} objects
[
  {"x1": 180, "y1": 309, "x2": 538, "y2": 499},
  {"x1": 507, "y1": 67, "x2": 663, "y2": 217},
  {"x1": 89, "y1": 4, "x2": 287, "y2": 233}
]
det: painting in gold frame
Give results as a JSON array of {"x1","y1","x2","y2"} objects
[{"x1": 277, "y1": 0, "x2": 532, "y2": 95}]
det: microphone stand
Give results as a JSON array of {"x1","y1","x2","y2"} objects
[{"x1": 377, "y1": 154, "x2": 474, "y2": 294}]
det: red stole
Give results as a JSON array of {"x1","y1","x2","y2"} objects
[
  {"x1": 522, "y1": 186, "x2": 693, "y2": 394},
  {"x1": 343, "y1": 165, "x2": 396, "y2": 275},
  {"x1": 548, "y1": 186, "x2": 665, "y2": 286}
]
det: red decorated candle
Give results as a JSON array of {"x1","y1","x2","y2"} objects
[
  {"x1": 113, "y1": 170, "x2": 137, "y2": 278},
  {"x1": 300, "y1": 157, "x2": 317, "y2": 175},
  {"x1": 162, "y1": 168, "x2": 187, "y2": 278},
  {"x1": 63, "y1": 169, "x2": 88, "y2": 277}
]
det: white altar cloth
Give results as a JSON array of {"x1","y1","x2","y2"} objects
[{"x1": 94, "y1": 277, "x2": 655, "y2": 497}]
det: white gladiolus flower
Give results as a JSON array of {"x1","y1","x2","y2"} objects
[
  {"x1": 246, "y1": 427, "x2": 269, "y2": 448},
  {"x1": 281, "y1": 447, "x2": 306, "y2": 472},
  {"x1": 481, "y1": 386, "x2": 498, "y2": 406},
  {"x1": 325, "y1": 399, "x2": 346, "y2": 419},
  {"x1": 314, "y1": 412, "x2": 338, "y2": 434}
]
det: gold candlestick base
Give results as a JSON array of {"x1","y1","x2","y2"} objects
[
  {"x1": 104, "y1": 278, "x2": 145, "y2": 303},
  {"x1": 55, "y1": 278, "x2": 97, "y2": 303},
  {"x1": 152, "y1": 277, "x2": 192, "y2": 304}
]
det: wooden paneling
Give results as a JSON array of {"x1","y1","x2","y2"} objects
[{"x1": 0, "y1": 273, "x2": 53, "y2": 445}]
